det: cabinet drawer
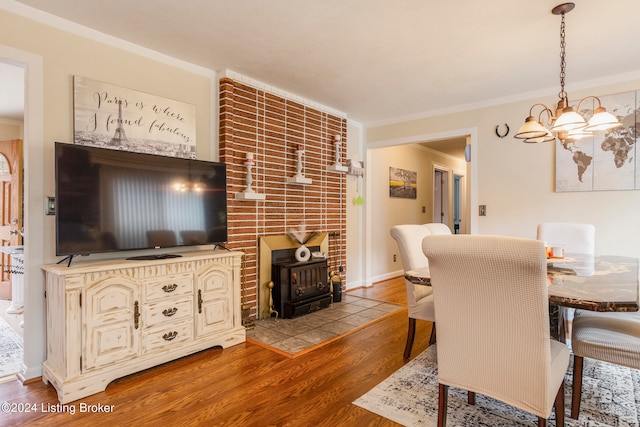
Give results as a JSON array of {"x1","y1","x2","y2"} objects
[
  {"x1": 144, "y1": 297, "x2": 193, "y2": 328},
  {"x1": 144, "y1": 274, "x2": 193, "y2": 301},
  {"x1": 143, "y1": 320, "x2": 194, "y2": 354}
]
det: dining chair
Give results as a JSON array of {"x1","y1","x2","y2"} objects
[
  {"x1": 146, "y1": 229, "x2": 178, "y2": 247},
  {"x1": 536, "y1": 222, "x2": 595, "y2": 255},
  {"x1": 423, "y1": 234, "x2": 569, "y2": 427},
  {"x1": 180, "y1": 230, "x2": 207, "y2": 245},
  {"x1": 570, "y1": 309, "x2": 640, "y2": 419},
  {"x1": 390, "y1": 223, "x2": 451, "y2": 359}
]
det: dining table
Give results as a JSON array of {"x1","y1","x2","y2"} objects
[{"x1": 404, "y1": 253, "x2": 639, "y2": 339}]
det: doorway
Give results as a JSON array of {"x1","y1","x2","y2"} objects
[
  {"x1": 453, "y1": 174, "x2": 464, "y2": 234},
  {"x1": 433, "y1": 167, "x2": 449, "y2": 226},
  {"x1": 0, "y1": 59, "x2": 27, "y2": 380}
]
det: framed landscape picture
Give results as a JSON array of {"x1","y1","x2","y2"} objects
[{"x1": 389, "y1": 167, "x2": 417, "y2": 199}]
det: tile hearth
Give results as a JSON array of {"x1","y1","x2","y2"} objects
[{"x1": 246, "y1": 294, "x2": 403, "y2": 355}]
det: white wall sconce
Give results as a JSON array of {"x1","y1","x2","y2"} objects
[
  {"x1": 328, "y1": 134, "x2": 348, "y2": 173},
  {"x1": 235, "y1": 152, "x2": 266, "y2": 200},
  {"x1": 287, "y1": 144, "x2": 312, "y2": 185}
]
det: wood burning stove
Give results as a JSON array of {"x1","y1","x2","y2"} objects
[{"x1": 271, "y1": 247, "x2": 331, "y2": 318}]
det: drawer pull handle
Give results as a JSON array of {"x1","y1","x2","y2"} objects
[
  {"x1": 134, "y1": 301, "x2": 140, "y2": 329},
  {"x1": 162, "y1": 307, "x2": 178, "y2": 317},
  {"x1": 162, "y1": 284, "x2": 178, "y2": 293},
  {"x1": 162, "y1": 331, "x2": 178, "y2": 341},
  {"x1": 198, "y1": 289, "x2": 203, "y2": 313}
]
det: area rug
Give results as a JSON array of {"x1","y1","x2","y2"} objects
[
  {"x1": 247, "y1": 294, "x2": 403, "y2": 357},
  {"x1": 354, "y1": 345, "x2": 640, "y2": 426},
  {"x1": 0, "y1": 316, "x2": 23, "y2": 378}
]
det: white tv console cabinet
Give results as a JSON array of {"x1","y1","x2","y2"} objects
[{"x1": 41, "y1": 250, "x2": 246, "y2": 404}]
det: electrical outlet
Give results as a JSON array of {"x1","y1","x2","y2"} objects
[
  {"x1": 393, "y1": 254, "x2": 397, "y2": 262},
  {"x1": 422, "y1": 206, "x2": 426, "y2": 213},
  {"x1": 479, "y1": 205, "x2": 487, "y2": 216}
]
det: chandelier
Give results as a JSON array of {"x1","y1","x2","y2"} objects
[{"x1": 514, "y1": 3, "x2": 621, "y2": 144}]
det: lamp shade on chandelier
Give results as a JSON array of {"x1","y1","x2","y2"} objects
[{"x1": 514, "y1": 3, "x2": 621, "y2": 144}]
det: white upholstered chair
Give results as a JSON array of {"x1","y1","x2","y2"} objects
[
  {"x1": 390, "y1": 223, "x2": 451, "y2": 358},
  {"x1": 423, "y1": 235, "x2": 569, "y2": 427},
  {"x1": 571, "y1": 310, "x2": 640, "y2": 419},
  {"x1": 536, "y1": 222, "x2": 595, "y2": 255}
]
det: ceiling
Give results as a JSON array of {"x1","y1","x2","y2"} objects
[{"x1": 4, "y1": 0, "x2": 640, "y2": 155}]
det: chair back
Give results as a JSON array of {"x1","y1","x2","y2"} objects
[
  {"x1": 180, "y1": 230, "x2": 207, "y2": 245},
  {"x1": 537, "y1": 222, "x2": 595, "y2": 255},
  {"x1": 423, "y1": 234, "x2": 559, "y2": 417},
  {"x1": 390, "y1": 224, "x2": 451, "y2": 307},
  {"x1": 425, "y1": 223, "x2": 452, "y2": 236},
  {"x1": 147, "y1": 230, "x2": 178, "y2": 247}
]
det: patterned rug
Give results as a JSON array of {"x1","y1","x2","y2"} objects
[
  {"x1": 0, "y1": 316, "x2": 23, "y2": 378},
  {"x1": 354, "y1": 345, "x2": 640, "y2": 426}
]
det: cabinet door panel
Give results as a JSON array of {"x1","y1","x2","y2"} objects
[
  {"x1": 83, "y1": 276, "x2": 140, "y2": 371},
  {"x1": 196, "y1": 262, "x2": 234, "y2": 337},
  {"x1": 199, "y1": 298, "x2": 231, "y2": 335}
]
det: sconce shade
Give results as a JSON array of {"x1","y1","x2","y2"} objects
[
  {"x1": 551, "y1": 107, "x2": 587, "y2": 132},
  {"x1": 515, "y1": 116, "x2": 548, "y2": 139},
  {"x1": 525, "y1": 126, "x2": 556, "y2": 143},
  {"x1": 584, "y1": 108, "x2": 623, "y2": 132}
]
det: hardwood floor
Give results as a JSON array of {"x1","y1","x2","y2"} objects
[{"x1": 0, "y1": 276, "x2": 433, "y2": 427}]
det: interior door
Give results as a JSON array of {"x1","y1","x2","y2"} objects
[
  {"x1": 433, "y1": 168, "x2": 449, "y2": 225},
  {"x1": 0, "y1": 139, "x2": 23, "y2": 300}
]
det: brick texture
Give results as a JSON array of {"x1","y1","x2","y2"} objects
[{"x1": 219, "y1": 78, "x2": 347, "y2": 320}]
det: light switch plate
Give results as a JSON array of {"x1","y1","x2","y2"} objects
[
  {"x1": 479, "y1": 205, "x2": 486, "y2": 216},
  {"x1": 46, "y1": 196, "x2": 56, "y2": 215}
]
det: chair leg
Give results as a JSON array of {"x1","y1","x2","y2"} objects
[
  {"x1": 571, "y1": 355, "x2": 584, "y2": 419},
  {"x1": 404, "y1": 317, "x2": 416, "y2": 359},
  {"x1": 429, "y1": 322, "x2": 437, "y2": 345},
  {"x1": 555, "y1": 378, "x2": 565, "y2": 427},
  {"x1": 438, "y1": 383, "x2": 448, "y2": 427},
  {"x1": 467, "y1": 391, "x2": 476, "y2": 405},
  {"x1": 537, "y1": 417, "x2": 547, "y2": 427}
]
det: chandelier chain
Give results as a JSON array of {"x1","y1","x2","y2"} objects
[{"x1": 558, "y1": 13, "x2": 567, "y2": 100}]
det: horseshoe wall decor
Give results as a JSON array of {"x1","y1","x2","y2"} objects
[{"x1": 495, "y1": 123, "x2": 510, "y2": 138}]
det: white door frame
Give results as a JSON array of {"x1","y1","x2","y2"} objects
[
  {"x1": 0, "y1": 45, "x2": 45, "y2": 380},
  {"x1": 363, "y1": 128, "x2": 478, "y2": 287}
]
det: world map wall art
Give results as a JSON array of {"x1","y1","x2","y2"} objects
[{"x1": 556, "y1": 89, "x2": 639, "y2": 192}]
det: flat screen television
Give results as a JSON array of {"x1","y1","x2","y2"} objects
[{"x1": 55, "y1": 142, "x2": 228, "y2": 259}]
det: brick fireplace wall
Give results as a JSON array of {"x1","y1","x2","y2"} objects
[{"x1": 219, "y1": 78, "x2": 347, "y2": 320}]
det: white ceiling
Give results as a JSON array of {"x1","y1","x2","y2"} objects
[{"x1": 4, "y1": 1, "x2": 640, "y2": 140}]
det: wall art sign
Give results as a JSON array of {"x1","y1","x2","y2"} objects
[
  {"x1": 389, "y1": 166, "x2": 417, "y2": 199},
  {"x1": 73, "y1": 76, "x2": 196, "y2": 158},
  {"x1": 555, "y1": 89, "x2": 639, "y2": 192}
]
